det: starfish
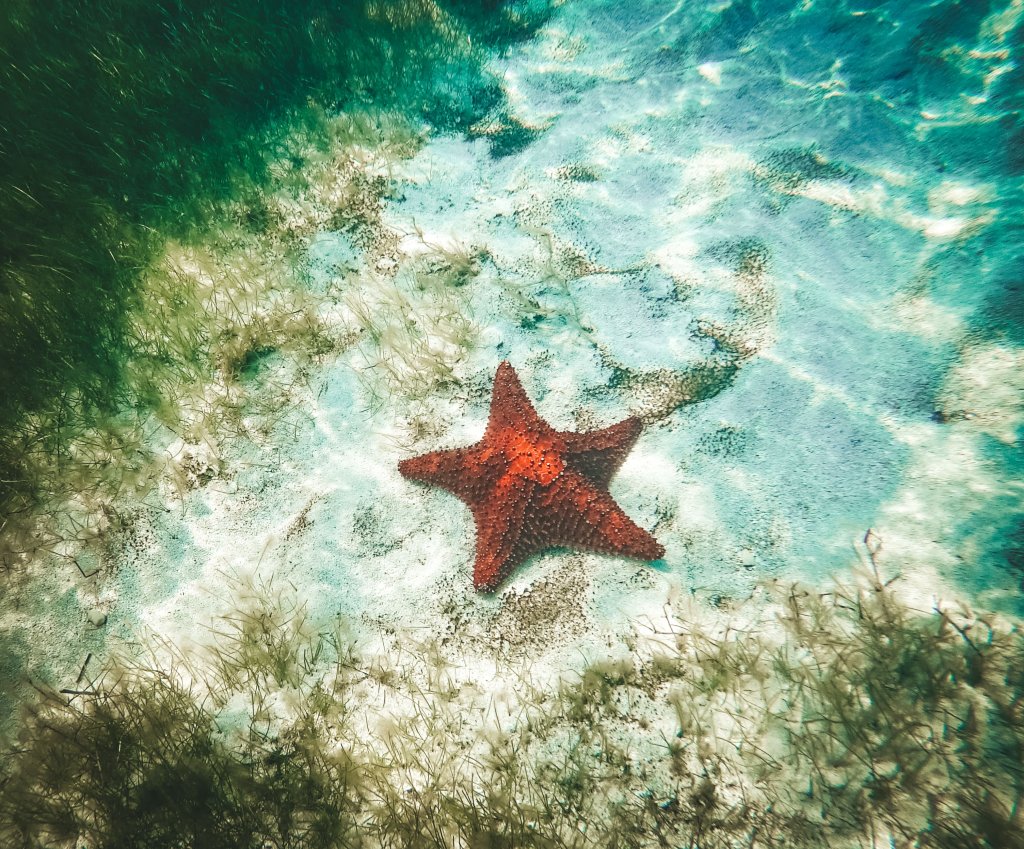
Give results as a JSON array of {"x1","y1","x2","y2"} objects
[{"x1": 399, "y1": 361, "x2": 664, "y2": 591}]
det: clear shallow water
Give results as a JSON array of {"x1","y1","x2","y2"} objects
[
  {"x1": 4, "y1": 0, "x2": 1021, "y2": 711},
  {"x1": 117, "y1": 0, "x2": 1022, "y2": 627},
  {"x1": 1, "y1": 2, "x2": 1022, "y2": 846}
]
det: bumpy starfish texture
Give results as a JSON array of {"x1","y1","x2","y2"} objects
[{"x1": 399, "y1": 361, "x2": 664, "y2": 592}]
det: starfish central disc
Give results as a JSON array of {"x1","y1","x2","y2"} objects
[
  {"x1": 498, "y1": 428, "x2": 565, "y2": 485},
  {"x1": 398, "y1": 361, "x2": 665, "y2": 591}
]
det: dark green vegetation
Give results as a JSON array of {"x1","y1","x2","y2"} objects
[
  {"x1": 0, "y1": 0, "x2": 551, "y2": 557},
  {"x1": 1, "y1": 568, "x2": 1021, "y2": 848}
]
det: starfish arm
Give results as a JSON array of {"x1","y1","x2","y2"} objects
[
  {"x1": 536, "y1": 467, "x2": 664, "y2": 562},
  {"x1": 398, "y1": 444, "x2": 503, "y2": 505},
  {"x1": 561, "y1": 417, "x2": 643, "y2": 489},
  {"x1": 485, "y1": 361, "x2": 549, "y2": 437},
  {"x1": 470, "y1": 476, "x2": 535, "y2": 591}
]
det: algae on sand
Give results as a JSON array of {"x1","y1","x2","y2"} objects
[
  {"x1": 2, "y1": 567, "x2": 1021, "y2": 848},
  {"x1": 0, "y1": 0, "x2": 532, "y2": 559}
]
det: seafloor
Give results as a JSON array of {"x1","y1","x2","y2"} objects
[
  {"x1": 1, "y1": 1, "x2": 1022, "y2": 846},
  {"x1": 95, "y1": 0, "x2": 1022, "y2": 648}
]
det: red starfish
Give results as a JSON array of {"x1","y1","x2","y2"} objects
[{"x1": 399, "y1": 361, "x2": 664, "y2": 591}]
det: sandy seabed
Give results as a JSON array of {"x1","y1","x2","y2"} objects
[{"x1": 2, "y1": 1, "x2": 1022, "y2": 845}]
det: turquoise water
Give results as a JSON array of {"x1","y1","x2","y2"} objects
[{"x1": 1, "y1": 1, "x2": 1022, "y2": 846}]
